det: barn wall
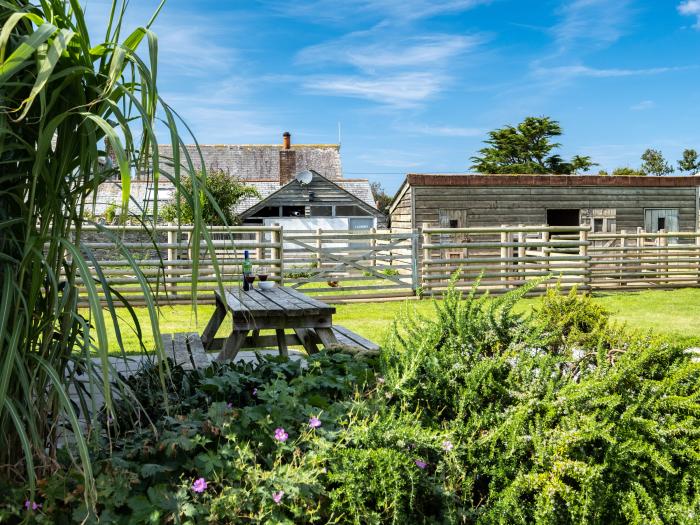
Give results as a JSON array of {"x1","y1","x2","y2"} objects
[
  {"x1": 389, "y1": 186, "x2": 413, "y2": 231},
  {"x1": 411, "y1": 185, "x2": 699, "y2": 231}
]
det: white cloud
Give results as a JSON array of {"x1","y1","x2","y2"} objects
[
  {"x1": 630, "y1": 100, "x2": 655, "y2": 111},
  {"x1": 297, "y1": 33, "x2": 481, "y2": 72},
  {"x1": 553, "y1": 0, "x2": 632, "y2": 51},
  {"x1": 533, "y1": 64, "x2": 685, "y2": 79},
  {"x1": 402, "y1": 124, "x2": 483, "y2": 137},
  {"x1": 679, "y1": 1, "x2": 700, "y2": 28},
  {"x1": 267, "y1": 0, "x2": 491, "y2": 23},
  {"x1": 303, "y1": 73, "x2": 445, "y2": 107}
]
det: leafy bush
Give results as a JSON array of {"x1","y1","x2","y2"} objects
[
  {"x1": 5, "y1": 282, "x2": 700, "y2": 524},
  {"x1": 161, "y1": 169, "x2": 259, "y2": 225}
]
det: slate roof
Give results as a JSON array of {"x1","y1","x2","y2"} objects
[
  {"x1": 156, "y1": 144, "x2": 342, "y2": 181},
  {"x1": 234, "y1": 178, "x2": 377, "y2": 215}
]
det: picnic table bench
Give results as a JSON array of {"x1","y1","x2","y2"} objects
[{"x1": 193, "y1": 286, "x2": 375, "y2": 361}]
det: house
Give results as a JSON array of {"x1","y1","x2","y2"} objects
[
  {"x1": 94, "y1": 132, "x2": 384, "y2": 230},
  {"x1": 389, "y1": 174, "x2": 700, "y2": 233}
]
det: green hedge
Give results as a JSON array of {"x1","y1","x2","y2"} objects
[{"x1": 5, "y1": 283, "x2": 700, "y2": 524}]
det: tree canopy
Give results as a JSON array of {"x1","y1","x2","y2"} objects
[
  {"x1": 162, "y1": 169, "x2": 259, "y2": 225},
  {"x1": 678, "y1": 148, "x2": 700, "y2": 174},
  {"x1": 370, "y1": 181, "x2": 392, "y2": 214},
  {"x1": 640, "y1": 149, "x2": 674, "y2": 176},
  {"x1": 470, "y1": 117, "x2": 596, "y2": 174}
]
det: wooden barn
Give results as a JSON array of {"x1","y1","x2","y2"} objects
[{"x1": 390, "y1": 174, "x2": 700, "y2": 233}]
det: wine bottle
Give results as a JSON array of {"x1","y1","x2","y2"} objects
[{"x1": 242, "y1": 250, "x2": 252, "y2": 291}]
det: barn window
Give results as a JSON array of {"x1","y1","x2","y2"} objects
[
  {"x1": 336, "y1": 205, "x2": 370, "y2": 216},
  {"x1": 251, "y1": 206, "x2": 280, "y2": 217},
  {"x1": 310, "y1": 205, "x2": 332, "y2": 217},
  {"x1": 593, "y1": 218, "x2": 604, "y2": 232},
  {"x1": 449, "y1": 219, "x2": 459, "y2": 228},
  {"x1": 546, "y1": 209, "x2": 580, "y2": 227},
  {"x1": 282, "y1": 205, "x2": 305, "y2": 217}
]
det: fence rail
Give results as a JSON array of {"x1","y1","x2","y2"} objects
[{"x1": 72, "y1": 224, "x2": 700, "y2": 306}]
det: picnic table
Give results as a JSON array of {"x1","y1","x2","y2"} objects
[{"x1": 200, "y1": 286, "x2": 342, "y2": 361}]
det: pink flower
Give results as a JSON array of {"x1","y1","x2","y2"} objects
[
  {"x1": 274, "y1": 427, "x2": 288, "y2": 442},
  {"x1": 308, "y1": 416, "x2": 322, "y2": 429},
  {"x1": 272, "y1": 490, "x2": 284, "y2": 504},
  {"x1": 24, "y1": 500, "x2": 41, "y2": 511},
  {"x1": 192, "y1": 477, "x2": 208, "y2": 493},
  {"x1": 415, "y1": 459, "x2": 427, "y2": 469},
  {"x1": 442, "y1": 440, "x2": 454, "y2": 452}
]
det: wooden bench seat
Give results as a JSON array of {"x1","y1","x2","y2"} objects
[
  {"x1": 161, "y1": 332, "x2": 212, "y2": 370},
  {"x1": 330, "y1": 325, "x2": 380, "y2": 353}
]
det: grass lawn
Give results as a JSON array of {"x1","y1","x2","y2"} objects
[{"x1": 97, "y1": 288, "x2": 700, "y2": 353}]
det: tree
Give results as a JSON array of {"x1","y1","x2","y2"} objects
[
  {"x1": 470, "y1": 116, "x2": 596, "y2": 174},
  {"x1": 370, "y1": 181, "x2": 392, "y2": 214},
  {"x1": 161, "y1": 169, "x2": 259, "y2": 225},
  {"x1": 611, "y1": 167, "x2": 645, "y2": 176},
  {"x1": 678, "y1": 149, "x2": 700, "y2": 174},
  {"x1": 640, "y1": 149, "x2": 674, "y2": 176}
]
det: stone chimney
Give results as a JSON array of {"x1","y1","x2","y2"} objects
[{"x1": 279, "y1": 131, "x2": 296, "y2": 184}]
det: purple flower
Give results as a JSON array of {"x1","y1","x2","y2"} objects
[
  {"x1": 272, "y1": 490, "x2": 284, "y2": 504},
  {"x1": 308, "y1": 416, "x2": 322, "y2": 429},
  {"x1": 226, "y1": 402, "x2": 233, "y2": 409},
  {"x1": 274, "y1": 427, "x2": 288, "y2": 442},
  {"x1": 192, "y1": 477, "x2": 208, "y2": 493},
  {"x1": 24, "y1": 500, "x2": 41, "y2": 511},
  {"x1": 442, "y1": 440, "x2": 454, "y2": 452},
  {"x1": 252, "y1": 388, "x2": 258, "y2": 396},
  {"x1": 415, "y1": 459, "x2": 427, "y2": 469}
]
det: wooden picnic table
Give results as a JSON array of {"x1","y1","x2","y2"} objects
[{"x1": 200, "y1": 286, "x2": 340, "y2": 361}]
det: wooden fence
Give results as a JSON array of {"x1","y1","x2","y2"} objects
[
  {"x1": 420, "y1": 225, "x2": 591, "y2": 296},
  {"x1": 74, "y1": 224, "x2": 700, "y2": 306}
]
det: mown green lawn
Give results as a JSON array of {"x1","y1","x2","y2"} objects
[{"x1": 97, "y1": 288, "x2": 700, "y2": 353}]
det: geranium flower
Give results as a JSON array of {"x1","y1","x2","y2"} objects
[
  {"x1": 192, "y1": 477, "x2": 208, "y2": 493},
  {"x1": 308, "y1": 416, "x2": 321, "y2": 429},
  {"x1": 415, "y1": 459, "x2": 427, "y2": 469},
  {"x1": 274, "y1": 427, "x2": 288, "y2": 442},
  {"x1": 442, "y1": 440, "x2": 454, "y2": 452},
  {"x1": 272, "y1": 490, "x2": 284, "y2": 504},
  {"x1": 24, "y1": 500, "x2": 41, "y2": 511}
]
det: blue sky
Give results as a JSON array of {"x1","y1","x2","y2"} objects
[{"x1": 88, "y1": 0, "x2": 700, "y2": 193}]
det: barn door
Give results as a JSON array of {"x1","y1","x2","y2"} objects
[{"x1": 645, "y1": 209, "x2": 679, "y2": 232}]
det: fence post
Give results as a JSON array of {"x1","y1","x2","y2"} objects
[
  {"x1": 255, "y1": 230, "x2": 264, "y2": 265},
  {"x1": 696, "y1": 231, "x2": 700, "y2": 286},
  {"x1": 579, "y1": 228, "x2": 590, "y2": 292},
  {"x1": 272, "y1": 224, "x2": 284, "y2": 285},
  {"x1": 659, "y1": 229, "x2": 668, "y2": 286},
  {"x1": 619, "y1": 230, "x2": 627, "y2": 285},
  {"x1": 500, "y1": 225, "x2": 509, "y2": 288},
  {"x1": 315, "y1": 228, "x2": 322, "y2": 271},
  {"x1": 517, "y1": 224, "x2": 526, "y2": 283},
  {"x1": 370, "y1": 227, "x2": 377, "y2": 267},
  {"x1": 421, "y1": 222, "x2": 431, "y2": 294},
  {"x1": 541, "y1": 226, "x2": 550, "y2": 283},
  {"x1": 166, "y1": 224, "x2": 177, "y2": 297}
]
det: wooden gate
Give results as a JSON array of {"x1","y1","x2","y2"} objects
[{"x1": 282, "y1": 229, "x2": 418, "y2": 301}]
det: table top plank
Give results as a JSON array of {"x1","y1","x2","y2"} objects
[
  {"x1": 217, "y1": 287, "x2": 334, "y2": 318},
  {"x1": 276, "y1": 287, "x2": 336, "y2": 313}
]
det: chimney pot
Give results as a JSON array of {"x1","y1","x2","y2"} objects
[{"x1": 282, "y1": 131, "x2": 291, "y2": 150}]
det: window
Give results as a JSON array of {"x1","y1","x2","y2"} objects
[
  {"x1": 251, "y1": 206, "x2": 280, "y2": 217},
  {"x1": 593, "y1": 218, "x2": 604, "y2": 232},
  {"x1": 282, "y1": 205, "x2": 305, "y2": 217},
  {"x1": 335, "y1": 205, "x2": 370, "y2": 216},
  {"x1": 546, "y1": 209, "x2": 581, "y2": 227},
  {"x1": 449, "y1": 219, "x2": 459, "y2": 228},
  {"x1": 657, "y1": 217, "x2": 666, "y2": 231},
  {"x1": 310, "y1": 205, "x2": 332, "y2": 217}
]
